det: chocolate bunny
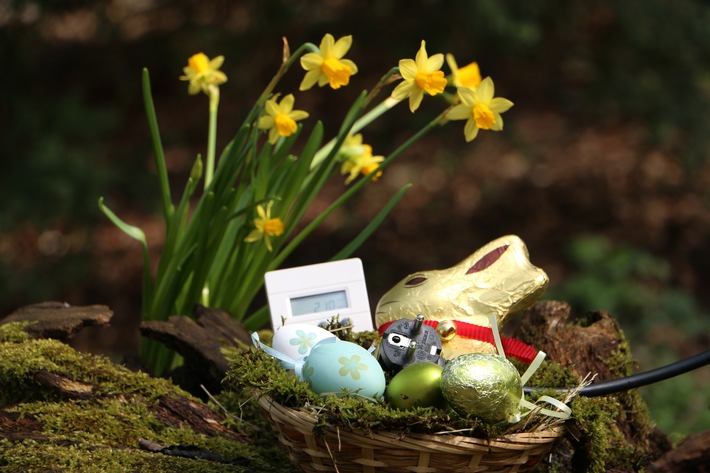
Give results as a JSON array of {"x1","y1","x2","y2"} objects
[{"x1": 375, "y1": 235, "x2": 548, "y2": 359}]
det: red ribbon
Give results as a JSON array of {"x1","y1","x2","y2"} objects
[{"x1": 377, "y1": 319, "x2": 537, "y2": 364}]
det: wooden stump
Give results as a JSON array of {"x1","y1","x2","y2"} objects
[
  {"x1": 139, "y1": 304, "x2": 253, "y2": 394},
  {"x1": 1, "y1": 301, "x2": 113, "y2": 341},
  {"x1": 509, "y1": 300, "x2": 675, "y2": 471}
]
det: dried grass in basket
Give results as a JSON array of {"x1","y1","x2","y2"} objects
[{"x1": 258, "y1": 395, "x2": 565, "y2": 473}]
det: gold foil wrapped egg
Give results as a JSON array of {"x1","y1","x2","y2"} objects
[{"x1": 441, "y1": 353, "x2": 522, "y2": 423}]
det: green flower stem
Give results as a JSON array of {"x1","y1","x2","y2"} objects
[
  {"x1": 310, "y1": 96, "x2": 401, "y2": 169},
  {"x1": 256, "y1": 41, "x2": 319, "y2": 104},
  {"x1": 204, "y1": 86, "x2": 220, "y2": 190},
  {"x1": 363, "y1": 67, "x2": 400, "y2": 106}
]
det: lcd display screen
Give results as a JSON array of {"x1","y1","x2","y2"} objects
[{"x1": 290, "y1": 290, "x2": 349, "y2": 316}]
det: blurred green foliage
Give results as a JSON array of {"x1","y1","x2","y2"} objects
[{"x1": 546, "y1": 235, "x2": 710, "y2": 435}]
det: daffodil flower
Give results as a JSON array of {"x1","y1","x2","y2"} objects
[
  {"x1": 391, "y1": 40, "x2": 447, "y2": 112},
  {"x1": 446, "y1": 53, "x2": 482, "y2": 89},
  {"x1": 300, "y1": 34, "x2": 358, "y2": 90},
  {"x1": 445, "y1": 77, "x2": 514, "y2": 142},
  {"x1": 338, "y1": 134, "x2": 384, "y2": 184},
  {"x1": 244, "y1": 202, "x2": 285, "y2": 252},
  {"x1": 258, "y1": 94, "x2": 309, "y2": 144},
  {"x1": 179, "y1": 52, "x2": 227, "y2": 95}
]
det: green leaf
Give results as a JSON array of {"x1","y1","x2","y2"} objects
[
  {"x1": 331, "y1": 183, "x2": 412, "y2": 260},
  {"x1": 142, "y1": 68, "x2": 173, "y2": 221},
  {"x1": 98, "y1": 197, "x2": 153, "y2": 313}
]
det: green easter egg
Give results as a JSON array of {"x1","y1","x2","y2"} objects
[{"x1": 386, "y1": 362, "x2": 445, "y2": 410}]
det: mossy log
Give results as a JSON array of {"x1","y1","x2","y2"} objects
[
  {"x1": 0, "y1": 310, "x2": 274, "y2": 473},
  {"x1": 509, "y1": 301, "x2": 674, "y2": 472}
]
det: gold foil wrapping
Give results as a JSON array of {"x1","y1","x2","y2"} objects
[
  {"x1": 375, "y1": 235, "x2": 548, "y2": 359},
  {"x1": 440, "y1": 353, "x2": 522, "y2": 423}
]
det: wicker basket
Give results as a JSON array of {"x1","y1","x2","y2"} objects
[{"x1": 258, "y1": 395, "x2": 565, "y2": 473}]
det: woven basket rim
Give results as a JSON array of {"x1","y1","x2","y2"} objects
[{"x1": 257, "y1": 394, "x2": 566, "y2": 447}]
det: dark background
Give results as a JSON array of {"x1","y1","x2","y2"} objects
[{"x1": 1, "y1": 0, "x2": 709, "y2": 436}]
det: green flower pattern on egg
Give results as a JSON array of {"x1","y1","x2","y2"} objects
[
  {"x1": 290, "y1": 330, "x2": 318, "y2": 355},
  {"x1": 338, "y1": 355, "x2": 368, "y2": 380}
]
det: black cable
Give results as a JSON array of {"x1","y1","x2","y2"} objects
[{"x1": 524, "y1": 349, "x2": 710, "y2": 397}]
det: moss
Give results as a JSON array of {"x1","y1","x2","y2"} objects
[
  {"x1": 0, "y1": 438, "x2": 249, "y2": 472},
  {"x1": 226, "y1": 348, "x2": 544, "y2": 440},
  {"x1": 0, "y1": 338, "x2": 283, "y2": 472},
  {"x1": 0, "y1": 338, "x2": 175, "y2": 406},
  {"x1": 0, "y1": 321, "x2": 34, "y2": 343}
]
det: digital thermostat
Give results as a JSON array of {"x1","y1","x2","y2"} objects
[{"x1": 264, "y1": 258, "x2": 374, "y2": 332}]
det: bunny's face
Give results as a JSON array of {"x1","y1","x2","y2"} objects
[{"x1": 375, "y1": 235, "x2": 548, "y2": 358}]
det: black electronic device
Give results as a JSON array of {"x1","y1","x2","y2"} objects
[{"x1": 377, "y1": 314, "x2": 446, "y2": 373}]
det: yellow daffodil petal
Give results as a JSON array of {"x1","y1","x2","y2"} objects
[
  {"x1": 300, "y1": 52, "x2": 323, "y2": 71},
  {"x1": 331, "y1": 35, "x2": 353, "y2": 58},
  {"x1": 464, "y1": 119, "x2": 480, "y2": 142},
  {"x1": 341, "y1": 59, "x2": 358, "y2": 75},
  {"x1": 391, "y1": 80, "x2": 414, "y2": 101},
  {"x1": 492, "y1": 114, "x2": 504, "y2": 131},
  {"x1": 319, "y1": 33, "x2": 336, "y2": 56},
  {"x1": 257, "y1": 204, "x2": 267, "y2": 219},
  {"x1": 425, "y1": 53, "x2": 444, "y2": 72},
  {"x1": 209, "y1": 55, "x2": 225, "y2": 70},
  {"x1": 264, "y1": 99, "x2": 281, "y2": 117},
  {"x1": 244, "y1": 229, "x2": 261, "y2": 243},
  {"x1": 280, "y1": 94, "x2": 295, "y2": 113},
  {"x1": 289, "y1": 110, "x2": 309, "y2": 121},
  {"x1": 398, "y1": 59, "x2": 418, "y2": 81},
  {"x1": 299, "y1": 70, "x2": 321, "y2": 91},
  {"x1": 408, "y1": 88, "x2": 425, "y2": 113},
  {"x1": 446, "y1": 54, "x2": 482, "y2": 89},
  {"x1": 457, "y1": 87, "x2": 476, "y2": 107},
  {"x1": 268, "y1": 128, "x2": 279, "y2": 144},
  {"x1": 258, "y1": 116, "x2": 274, "y2": 129},
  {"x1": 414, "y1": 41, "x2": 429, "y2": 69},
  {"x1": 188, "y1": 81, "x2": 201, "y2": 95},
  {"x1": 445, "y1": 104, "x2": 472, "y2": 121},
  {"x1": 476, "y1": 77, "x2": 495, "y2": 102},
  {"x1": 489, "y1": 97, "x2": 514, "y2": 113},
  {"x1": 456, "y1": 62, "x2": 482, "y2": 88}
]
